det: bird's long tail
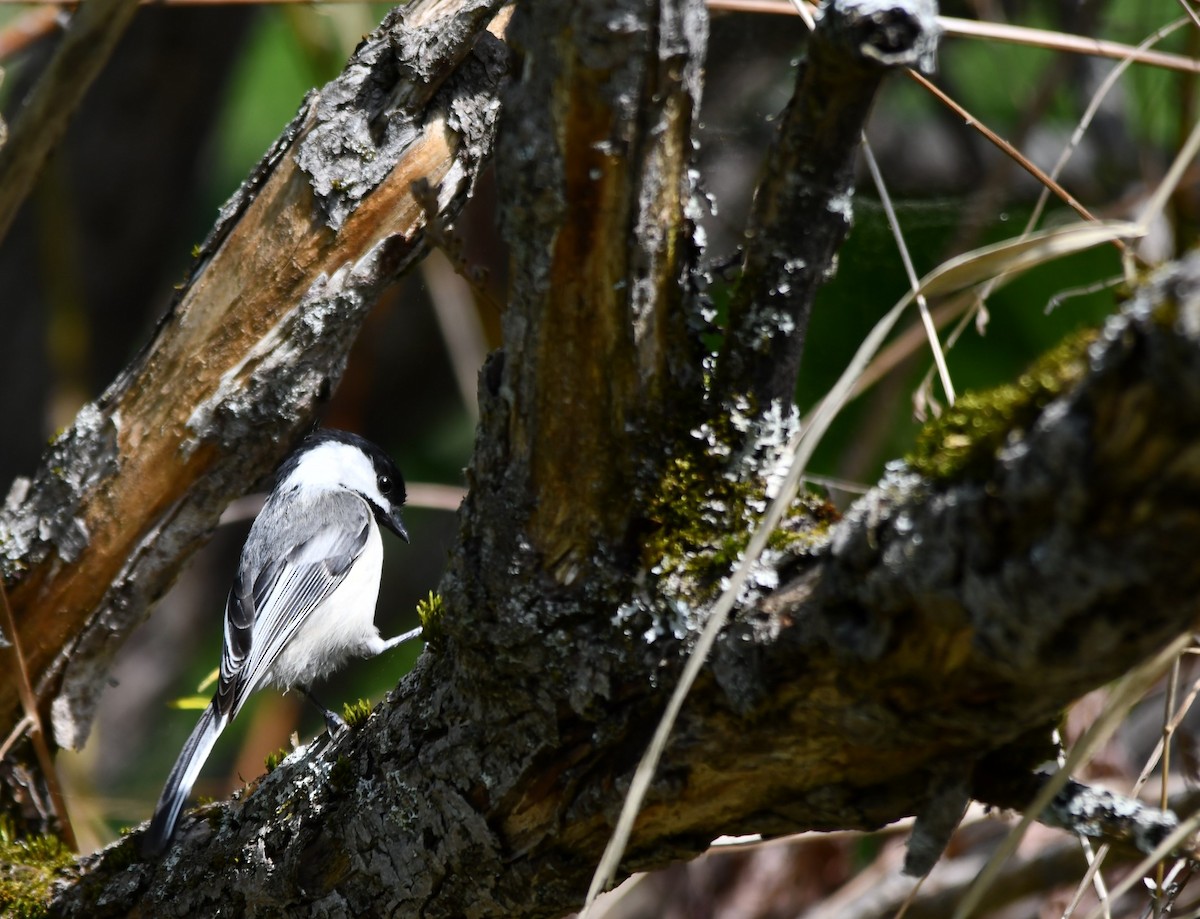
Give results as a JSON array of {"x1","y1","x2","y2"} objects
[{"x1": 142, "y1": 700, "x2": 227, "y2": 856}]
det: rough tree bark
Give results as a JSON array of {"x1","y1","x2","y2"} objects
[{"x1": 0, "y1": 0, "x2": 1192, "y2": 916}]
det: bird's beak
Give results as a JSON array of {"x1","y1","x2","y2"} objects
[
  {"x1": 388, "y1": 513, "x2": 410, "y2": 544},
  {"x1": 377, "y1": 506, "x2": 409, "y2": 543}
]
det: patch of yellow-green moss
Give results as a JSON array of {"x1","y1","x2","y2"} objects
[
  {"x1": 643, "y1": 452, "x2": 742, "y2": 573},
  {"x1": 415, "y1": 591, "x2": 443, "y2": 640},
  {"x1": 907, "y1": 328, "x2": 1097, "y2": 481},
  {"x1": 768, "y1": 492, "x2": 838, "y2": 552},
  {"x1": 328, "y1": 755, "x2": 355, "y2": 791},
  {"x1": 0, "y1": 818, "x2": 75, "y2": 919},
  {"x1": 264, "y1": 747, "x2": 289, "y2": 774},
  {"x1": 642, "y1": 435, "x2": 838, "y2": 606},
  {"x1": 340, "y1": 698, "x2": 372, "y2": 729},
  {"x1": 100, "y1": 833, "x2": 141, "y2": 873}
]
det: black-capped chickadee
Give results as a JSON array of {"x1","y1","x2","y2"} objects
[{"x1": 142, "y1": 429, "x2": 421, "y2": 856}]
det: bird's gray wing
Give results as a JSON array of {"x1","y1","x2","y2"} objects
[{"x1": 217, "y1": 492, "x2": 371, "y2": 717}]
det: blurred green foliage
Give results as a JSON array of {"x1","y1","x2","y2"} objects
[{"x1": 799, "y1": 198, "x2": 1124, "y2": 480}]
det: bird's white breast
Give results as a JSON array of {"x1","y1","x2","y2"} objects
[{"x1": 266, "y1": 521, "x2": 385, "y2": 689}]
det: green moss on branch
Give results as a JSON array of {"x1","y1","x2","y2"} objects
[
  {"x1": 907, "y1": 328, "x2": 1097, "y2": 481},
  {"x1": 641, "y1": 411, "x2": 838, "y2": 609},
  {"x1": 0, "y1": 818, "x2": 74, "y2": 919}
]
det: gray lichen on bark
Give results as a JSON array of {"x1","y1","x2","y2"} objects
[
  {"x1": 0, "y1": 404, "x2": 119, "y2": 585},
  {"x1": 296, "y1": 0, "x2": 506, "y2": 230}
]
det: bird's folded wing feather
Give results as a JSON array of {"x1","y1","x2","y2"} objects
[{"x1": 217, "y1": 492, "x2": 371, "y2": 716}]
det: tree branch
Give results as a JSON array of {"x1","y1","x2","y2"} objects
[
  {"x1": 50, "y1": 247, "x2": 1200, "y2": 915},
  {"x1": 715, "y1": 0, "x2": 939, "y2": 414},
  {"x1": 5, "y1": 0, "x2": 1196, "y2": 914},
  {"x1": 493, "y1": 0, "x2": 709, "y2": 580}
]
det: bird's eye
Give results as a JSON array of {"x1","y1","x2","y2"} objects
[{"x1": 377, "y1": 474, "x2": 392, "y2": 495}]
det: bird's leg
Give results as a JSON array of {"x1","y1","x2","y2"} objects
[
  {"x1": 380, "y1": 624, "x2": 423, "y2": 651},
  {"x1": 300, "y1": 685, "x2": 347, "y2": 734}
]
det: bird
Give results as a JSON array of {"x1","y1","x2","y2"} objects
[{"x1": 142, "y1": 429, "x2": 421, "y2": 856}]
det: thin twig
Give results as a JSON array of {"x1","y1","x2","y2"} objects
[
  {"x1": 421, "y1": 251, "x2": 486, "y2": 424},
  {"x1": 1078, "y1": 806, "x2": 1200, "y2": 919},
  {"x1": 939, "y1": 14, "x2": 1200, "y2": 75},
  {"x1": 1056, "y1": 719, "x2": 1112, "y2": 919},
  {"x1": 1177, "y1": 0, "x2": 1200, "y2": 32},
  {"x1": 1028, "y1": 17, "x2": 1189, "y2": 235},
  {"x1": 709, "y1": 0, "x2": 1200, "y2": 75},
  {"x1": 1160, "y1": 658, "x2": 1182, "y2": 898},
  {"x1": 583, "y1": 219, "x2": 1136, "y2": 915},
  {"x1": 861, "y1": 137, "x2": 956, "y2": 409},
  {"x1": 1061, "y1": 648, "x2": 1200, "y2": 916},
  {"x1": 906, "y1": 69, "x2": 1104, "y2": 229},
  {"x1": 892, "y1": 869, "x2": 929, "y2": 919},
  {"x1": 406, "y1": 482, "x2": 468, "y2": 512},
  {"x1": 1061, "y1": 842, "x2": 1112, "y2": 919},
  {"x1": 7, "y1": 0, "x2": 1199, "y2": 75},
  {"x1": 0, "y1": 579, "x2": 77, "y2": 850},
  {"x1": 0, "y1": 713, "x2": 35, "y2": 761},
  {"x1": 819, "y1": 293, "x2": 969, "y2": 416},
  {"x1": 910, "y1": 16, "x2": 1183, "y2": 413},
  {"x1": 952, "y1": 634, "x2": 1193, "y2": 919},
  {"x1": 767, "y1": 0, "x2": 1150, "y2": 268},
  {"x1": 1078, "y1": 837, "x2": 1113, "y2": 919},
  {"x1": 1136, "y1": 115, "x2": 1200, "y2": 239},
  {"x1": 807, "y1": 0, "x2": 1172, "y2": 423}
]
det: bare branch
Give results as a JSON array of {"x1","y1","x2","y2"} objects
[
  {"x1": 46, "y1": 248, "x2": 1200, "y2": 919},
  {"x1": 714, "y1": 0, "x2": 939, "y2": 414}
]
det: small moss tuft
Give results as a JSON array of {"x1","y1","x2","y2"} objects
[
  {"x1": 328, "y1": 755, "x2": 355, "y2": 790},
  {"x1": 415, "y1": 591, "x2": 443, "y2": 638},
  {"x1": 0, "y1": 817, "x2": 75, "y2": 918},
  {"x1": 341, "y1": 698, "x2": 372, "y2": 728},
  {"x1": 100, "y1": 835, "x2": 140, "y2": 872},
  {"x1": 264, "y1": 747, "x2": 289, "y2": 774},
  {"x1": 907, "y1": 328, "x2": 1097, "y2": 481}
]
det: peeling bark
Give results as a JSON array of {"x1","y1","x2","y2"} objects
[{"x1": 495, "y1": 0, "x2": 709, "y2": 580}]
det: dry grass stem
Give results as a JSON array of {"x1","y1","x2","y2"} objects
[
  {"x1": 709, "y1": 0, "x2": 1200, "y2": 75},
  {"x1": 0, "y1": 580, "x2": 77, "y2": 850},
  {"x1": 952, "y1": 634, "x2": 1194, "y2": 919}
]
